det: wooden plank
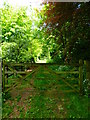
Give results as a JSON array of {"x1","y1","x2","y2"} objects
[
  {"x1": 0, "y1": 60, "x2": 2, "y2": 93},
  {"x1": 5, "y1": 63, "x2": 35, "y2": 67},
  {"x1": 5, "y1": 76, "x2": 8, "y2": 85},
  {"x1": 5, "y1": 62, "x2": 79, "y2": 67},
  {"x1": 84, "y1": 60, "x2": 90, "y2": 95},
  {"x1": 56, "y1": 84, "x2": 78, "y2": 87},
  {"x1": 46, "y1": 84, "x2": 78, "y2": 89},
  {"x1": 45, "y1": 66, "x2": 79, "y2": 75},
  {"x1": 79, "y1": 59, "x2": 83, "y2": 95},
  {"x1": 6, "y1": 66, "x2": 8, "y2": 84},
  {"x1": 85, "y1": 60, "x2": 90, "y2": 81},
  {"x1": 36, "y1": 77, "x2": 59, "y2": 80},
  {"x1": 5, "y1": 71, "x2": 27, "y2": 74},
  {"x1": 44, "y1": 66, "x2": 59, "y2": 75},
  {"x1": 55, "y1": 71, "x2": 79, "y2": 74},
  {"x1": 61, "y1": 90, "x2": 79, "y2": 93},
  {"x1": 66, "y1": 78, "x2": 78, "y2": 80},
  {"x1": 4, "y1": 82, "x2": 18, "y2": 92},
  {"x1": 21, "y1": 66, "x2": 40, "y2": 81},
  {"x1": 60, "y1": 77, "x2": 78, "y2": 81},
  {"x1": 7, "y1": 73, "x2": 13, "y2": 77},
  {"x1": 5, "y1": 63, "x2": 25, "y2": 66},
  {"x1": 61, "y1": 78, "x2": 79, "y2": 92},
  {"x1": 7, "y1": 67, "x2": 23, "y2": 78},
  {"x1": 5, "y1": 85, "x2": 10, "y2": 88},
  {"x1": 2, "y1": 60, "x2": 5, "y2": 91},
  {"x1": 6, "y1": 78, "x2": 18, "y2": 80}
]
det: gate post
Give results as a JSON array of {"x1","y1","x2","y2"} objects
[
  {"x1": 2, "y1": 60, "x2": 5, "y2": 92},
  {"x1": 85, "y1": 60, "x2": 90, "y2": 97},
  {"x1": 79, "y1": 59, "x2": 83, "y2": 95},
  {"x1": 6, "y1": 65, "x2": 8, "y2": 84},
  {"x1": 0, "y1": 60, "x2": 2, "y2": 90},
  {"x1": 0, "y1": 58, "x2": 2, "y2": 120}
]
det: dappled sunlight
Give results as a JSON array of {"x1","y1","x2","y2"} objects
[
  {"x1": 36, "y1": 59, "x2": 47, "y2": 63},
  {"x1": 0, "y1": 1, "x2": 89, "y2": 119},
  {"x1": 3, "y1": 0, "x2": 43, "y2": 8}
]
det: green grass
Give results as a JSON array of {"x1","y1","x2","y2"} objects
[
  {"x1": 2, "y1": 65, "x2": 89, "y2": 119},
  {"x1": 16, "y1": 95, "x2": 21, "y2": 102},
  {"x1": 65, "y1": 93, "x2": 88, "y2": 118}
]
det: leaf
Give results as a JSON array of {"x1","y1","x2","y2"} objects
[
  {"x1": 10, "y1": 28, "x2": 15, "y2": 33},
  {"x1": 5, "y1": 32, "x2": 12, "y2": 36}
]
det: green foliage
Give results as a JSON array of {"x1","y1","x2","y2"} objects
[
  {"x1": 43, "y1": 2, "x2": 90, "y2": 63},
  {"x1": 0, "y1": 2, "x2": 90, "y2": 63},
  {"x1": 65, "y1": 94, "x2": 88, "y2": 118},
  {"x1": 46, "y1": 59, "x2": 53, "y2": 63},
  {"x1": 1, "y1": 3, "x2": 43, "y2": 63},
  {"x1": 83, "y1": 66, "x2": 89, "y2": 95},
  {"x1": 16, "y1": 95, "x2": 21, "y2": 102},
  {"x1": 1, "y1": 42, "x2": 18, "y2": 62}
]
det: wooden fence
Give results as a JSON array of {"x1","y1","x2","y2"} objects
[{"x1": 1, "y1": 59, "x2": 90, "y2": 95}]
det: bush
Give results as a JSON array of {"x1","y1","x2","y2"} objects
[{"x1": 46, "y1": 59, "x2": 53, "y2": 63}]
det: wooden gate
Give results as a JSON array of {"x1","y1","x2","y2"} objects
[
  {"x1": 2, "y1": 60, "x2": 40, "y2": 92},
  {"x1": 2, "y1": 60, "x2": 86, "y2": 95}
]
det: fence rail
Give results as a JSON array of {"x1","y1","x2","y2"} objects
[{"x1": 1, "y1": 59, "x2": 89, "y2": 95}]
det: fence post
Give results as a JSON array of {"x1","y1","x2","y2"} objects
[
  {"x1": 6, "y1": 65, "x2": 8, "y2": 84},
  {"x1": 0, "y1": 59, "x2": 2, "y2": 120},
  {"x1": 2, "y1": 60, "x2": 5, "y2": 92},
  {"x1": 0, "y1": 60, "x2": 2, "y2": 88},
  {"x1": 85, "y1": 60, "x2": 90, "y2": 81},
  {"x1": 79, "y1": 59, "x2": 83, "y2": 95},
  {"x1": 85, "y1": 60, "x2": 90, "y2": 96}
]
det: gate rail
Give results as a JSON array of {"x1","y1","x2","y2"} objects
[{"x1": 1, "y1": 59, "x2": 90, "y2": 95}]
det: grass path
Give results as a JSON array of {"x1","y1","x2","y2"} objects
[{"x1": 2, "y1": 66, "x2": 88, "y2": 118}]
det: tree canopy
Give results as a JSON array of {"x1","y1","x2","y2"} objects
[
  {"x1": 42, "y1": 2, "x2": 90, "y2": 63},
  {"x1": 0, "y1": 2, "x2": 90, "y2": 63},
  {"x1": 0, "y1": 3, "x2": 43, "y2": 62}
]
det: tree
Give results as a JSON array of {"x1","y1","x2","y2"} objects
[
  {"x1": 0, "y1": 3, "x2": 43, "y2": 62},
  {"x1": 42, "y1": 2, "x2": 90, "y2": 63}
]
